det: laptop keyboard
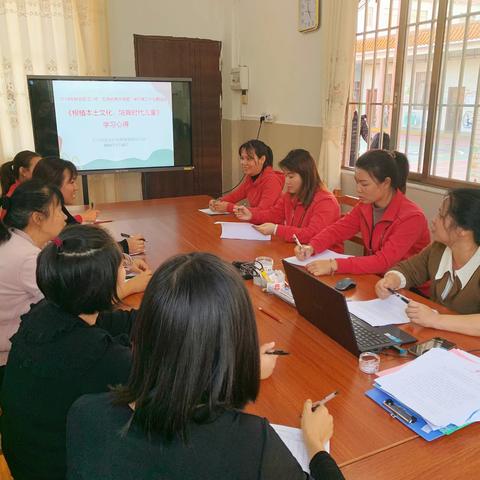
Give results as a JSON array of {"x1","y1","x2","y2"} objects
[{"x1": 350, "y1": 315, "x2": 388, "y2": 350}]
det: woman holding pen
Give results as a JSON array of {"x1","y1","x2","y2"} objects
[
  {"x1": 295, "y1": 150, "x2": 430, "y2": 276},
  {"x1": 209, "y1": 140, "x2": 284, "y2": 213},
  {"x1": 66, "y1": 253, "x2": 344, "y2": 479},
  {"x1": 234, "y1": 149, "x2": 342, "y2": 246},
  {"x1": 375, "y1": 188, "x2": 480, "y2": 336}
]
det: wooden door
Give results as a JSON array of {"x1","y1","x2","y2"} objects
[{"x1": 134, "y1": 35, "x2": 222, "y2": 198}]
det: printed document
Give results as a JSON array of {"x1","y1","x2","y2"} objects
[
  {"x1": 347, "y1": 296, "x2": 410, "y2": 327},
  {"x1": 376, "y1": 348, "x2": 480, "y2": 428}
]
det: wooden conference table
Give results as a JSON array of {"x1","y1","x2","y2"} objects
[{"x1": 95, "y1": 195, "x2": 480, "y2": 479}]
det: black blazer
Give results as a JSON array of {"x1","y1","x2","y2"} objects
[
  {"x1": 1, "y1": 300, "x2": 135, "y2": 480},
  {"x1": 66, "y1": 392, "x2": 345, "y2": 480}
]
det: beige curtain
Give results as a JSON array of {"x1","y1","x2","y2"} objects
[
  {"x1": 0, "y1": 0, "x2": 122, "y2": 203},
  {"x1": 317, "y1": 0, "x2": 358, "y2": 190}
]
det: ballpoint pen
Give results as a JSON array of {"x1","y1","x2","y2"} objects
[
  {"x1": 292, "y1": 233, "x2": 303, "y2": 250},
  {"x1": 387, "y1": 287, "x2": 410, "y2": 304},
  {"x1": 258, "y1": 306, "x2": 283, "y2": 324},
  {"x1": 312, "y1": 390, "x2": 339, "y2": 412},
  {"x1": 265, "y1": 349, "x2": 289, "y2": 355}
]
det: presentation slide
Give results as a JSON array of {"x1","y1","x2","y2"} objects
[{"x1": 52, "y1": 80, "x2": 174, "y2": 171}]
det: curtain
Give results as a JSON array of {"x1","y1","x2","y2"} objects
[
  {"x1": 317, "y1": 0, "x2": 358, "y2": 190},
  {"x1": 0, "y1": 0, "x2": 111, "y2": 200}
]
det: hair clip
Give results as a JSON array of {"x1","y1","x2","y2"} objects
[{"x1": 52, "y1": 237, "x2": 63, "y2": 248}]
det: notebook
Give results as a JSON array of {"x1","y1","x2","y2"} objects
[{"x1": 283, "y1": 261, "x2": 416, "y2": 356}]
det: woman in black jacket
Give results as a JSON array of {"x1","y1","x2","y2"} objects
[
  {"x1": 66, "y1": 252, "x2": 344, "y2": 480},
  {"x1": 1, "y1": 224, "x2": 146, "y2": 480}
]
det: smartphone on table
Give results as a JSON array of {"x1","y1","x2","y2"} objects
[{"x1": 408, "y1": 337, "x2": 456, "y2": 357}]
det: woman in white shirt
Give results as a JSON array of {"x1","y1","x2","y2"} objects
[
  {"x1": 0, "y1": 180, "x2": 66, "y2": 369},
  {"x1": 375, "y1": 188, "x2": 480, "y2": 335}
]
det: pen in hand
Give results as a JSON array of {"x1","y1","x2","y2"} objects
[
  {"x1": 312, "y1": 390, "x2": 339, "y2": 412},
  {"x1": 265, "y1": 349, "x2": 289, "y2": 356},
  {"x1": 293, "y1": 234, "x2": 303, "y2": 251},
  {"x1": 387, "y1": 287, "x2": 410, "y2": 304}
]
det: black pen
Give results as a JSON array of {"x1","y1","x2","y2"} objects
[
  {"x1": 121, "y1": 232, "x2": 147, "y2": 242},
  {"x1": 265, "y1": 349, "x2": 289, "y2": 356},
  {"x1": 387, "y1": 288, "x2": 410, "y2": 304}
]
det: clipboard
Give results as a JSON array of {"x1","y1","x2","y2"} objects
[{"x1": 365, "y1": 387, "x2": 445, "y2": 441}]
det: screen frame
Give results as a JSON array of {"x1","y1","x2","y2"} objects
[{"x1": 27, "y1": 75, "x2": 194, "y2": 175}]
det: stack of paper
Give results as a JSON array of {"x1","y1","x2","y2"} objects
[
  {"x1": 374, "y1": 348, "x2": 480, "y2": 433},
  {"x1": 283, "y1": 249, "x2": 353, "y2": 267},
  {"x1": 347, "y1": 296, "x2": 410, "y2": 327}
]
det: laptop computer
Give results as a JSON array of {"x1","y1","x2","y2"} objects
[{"x1": 283, "y1": 261, "x2": 416, "y2": 356}]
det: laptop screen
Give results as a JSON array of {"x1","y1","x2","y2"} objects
[{"x1": 283, "y1": 261, "x2": 361, "y2": 355}]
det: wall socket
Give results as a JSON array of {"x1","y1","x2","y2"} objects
[{"x1": 261, "y1": 113, "x2": 274, "y2": 123}]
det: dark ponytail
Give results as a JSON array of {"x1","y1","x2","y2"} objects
[
  {"x1": 355, "y1": 149, "x2": 410, "y2": 194},
  {"x1": 0, "y1": 180, "x2": 63, "y2": 245},
  {"x1": 0, "y1": 150, "x2": 40, "y2": 195},
  {"x1": 0, "y1": 162, "x2": 15, "y2": 196}
]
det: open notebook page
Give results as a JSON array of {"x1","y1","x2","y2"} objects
[{"x1": 271, "y1": 424, "x2": 330, "y2": 474}]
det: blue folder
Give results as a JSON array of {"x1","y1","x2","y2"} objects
[{"x1": 365, "y1": 387, "x2": 445, "y2": 441}]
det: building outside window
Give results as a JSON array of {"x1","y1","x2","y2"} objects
[{"x1": 345, "y1": 0, "x2": 480, "y2": 186}]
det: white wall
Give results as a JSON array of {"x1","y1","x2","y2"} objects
[
  {"x1": 107, "y1": 0, "x2": 234, "y2": 117},
  {"x1": 107, "y1": 0, "x2": 324, "y2": 126},
  {"x1": 231, "y1": 0, "x2": 322, "y2": 126}
]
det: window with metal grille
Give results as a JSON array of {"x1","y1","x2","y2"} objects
[{"x1": 344, "y1": 0, "x2": 480, "y2": 187}]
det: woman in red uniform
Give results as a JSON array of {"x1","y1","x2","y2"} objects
[
  {"x1": 209, "y1": 139, "x2": 284, "y2": 213},
  {"x1": 295, "y1": 150, "x2": 430, "y2": 276},
  {"x1": 234, "y1": 149, "x2": 341, "y2": 246}
]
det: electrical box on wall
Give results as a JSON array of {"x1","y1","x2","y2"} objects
[{"x1": 231, "y1": 66, "x2": 249, "y2": 90}]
